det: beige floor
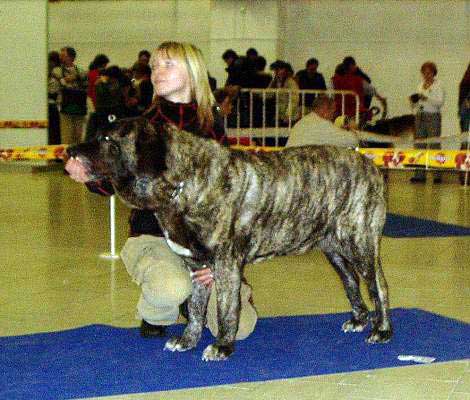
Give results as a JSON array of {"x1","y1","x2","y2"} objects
[{"x1": 0, "y1": 168, "x2": 469, "y2": 400}]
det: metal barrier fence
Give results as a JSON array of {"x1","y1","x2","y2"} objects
[{"x1": 226, "y1": 88, "x2": 360, "y2": 147}]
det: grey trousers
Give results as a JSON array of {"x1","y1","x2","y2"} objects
[{"x1": 414, "y1": 112, "x2": 442, "y2": 179}]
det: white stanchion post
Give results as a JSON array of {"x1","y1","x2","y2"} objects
[{"x1": 100, "y1": 195, "x2": 120, "y2": 260}]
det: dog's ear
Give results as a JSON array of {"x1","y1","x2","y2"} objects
[{"x1": 135, "y1": 119, "x2": 167, "y2": 175}]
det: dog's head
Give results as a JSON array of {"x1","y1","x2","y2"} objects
[{"x1": 67, "y1": 117, "x2": 167, "y2": 184}]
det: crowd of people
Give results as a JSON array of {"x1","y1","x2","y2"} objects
[{"x1": 49, "y1": 45, "x2": 470, "y2": 152}]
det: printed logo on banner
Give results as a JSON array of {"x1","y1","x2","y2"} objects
[
  {"x1": 455, "y1": 153, "x2": 470, "y2": 171},
  {"x1": 383, "y1": 151, "x2": 405, "y2": 168},
  {"x1": 434, "y1": 153, "x2": 447, "y2": 165}
]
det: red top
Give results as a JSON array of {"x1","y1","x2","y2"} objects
[
  {"x1": 87, "y1": 69, "x2": 101, "y2": 107},
  {"x1": 332, "y1": 73, "x2": 367, "y2": 117}
]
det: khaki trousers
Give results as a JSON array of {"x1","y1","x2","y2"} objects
[
  {"x1": 121, "y1": 235, "x2": 257, "y2": 340},
  {"x1": 60, "y1": 113, "x2": 86, "y2": 144}
]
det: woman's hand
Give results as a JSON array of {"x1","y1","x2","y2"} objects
[
  {"x1": 65, "y1": 157, "x2": 90, "y2": 183},
  {"x1": 191, "y1": 267, "x2": 214, "y2": 288}
]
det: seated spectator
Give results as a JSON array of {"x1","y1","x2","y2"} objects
[
  {"x1": 295, "y1": 58, "x2": 327, "y2": 112},
  {"x1": 287, "y1": 95, "x2": 402, "y2": 148},
  {"x1": 287, "y1": 95, "x2": 359, "y2": 148}
]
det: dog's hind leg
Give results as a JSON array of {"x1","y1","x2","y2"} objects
[
  {"x1": 323, "y1": 250, "x2": 369, "y2": 333},
  {"x1": 165, "y1": 280, "x2": 211, "y2": 352},
  {"x1": 202, "y1": 261, "x2": 241, "y2": 362},
  {"x1": 362, "y1": 247, "x2": 392, "y2": 344}
]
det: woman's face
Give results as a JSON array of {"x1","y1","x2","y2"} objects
[{"x1": 151, "y1": 53, "x2": 191, "y2": 103}]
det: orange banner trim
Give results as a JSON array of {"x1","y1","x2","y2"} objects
[{"x1": 0, "y1": 120, "x2": 48, "y2": 129}]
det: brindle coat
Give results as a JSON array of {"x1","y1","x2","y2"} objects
[{"x1": 67, "y1": 117, "x2": 392, "y2": 361}]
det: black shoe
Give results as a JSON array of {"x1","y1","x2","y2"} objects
[
  {"x1": 433, "y1": 177, "x2": 442, "y2": 184},
  {"x1": 140, "y1": 320, "x2": 166, "y2": 338},
  {"x1": 179, "y1": 300, "x2": 189, "y2": 321},
  {"x1": 410, "y1": 176, "x2": 426, "y2": 183}
]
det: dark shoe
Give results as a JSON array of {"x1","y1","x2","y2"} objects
[
  {"x1": 179, "y1": 300, "x2": 189, "y2": 321},
  {"x1": 410, "y1": 176, "x2": 426, "y2": 183},
  {"x1": 433, "y1": 177, "x2": 442, "y2": 184},
  {"x1": 140, "y1": 320, "x2": 166, "y2": 338}
]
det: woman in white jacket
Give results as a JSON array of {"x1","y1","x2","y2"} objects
[{"x1": 410, "y1": 61, "x2": 445, "y2": 183}]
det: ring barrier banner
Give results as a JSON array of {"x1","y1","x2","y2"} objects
[
  {"x1": 0, "y1": 120, "x2": 48, "y2": 129},
  {"x1": 1, "y1": 143, "x2": 470, "y2": 172}
]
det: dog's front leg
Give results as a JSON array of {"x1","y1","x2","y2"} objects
[
  {"x1": 202, "y1": 265, "x2": 241, "y2": 362},
  {"x1": 164, "y1": 278, "x2": 211, "y2": 353}
]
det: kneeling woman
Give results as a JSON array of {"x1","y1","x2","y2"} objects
[{"x1": 65, "y1": 41, "x2": 257, "y2": 340}]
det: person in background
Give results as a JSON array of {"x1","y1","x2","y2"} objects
[
  {"x1": 131, "y1": 49, "x2": 151, "y2": 70},
  {"x1": 85, "y1": 65, "x2": 137, "y2": 141},
  {"x1": 65, "y1": 41, "x2": 257, "y2": 341},
  {"x1": 268, "y1": 60, "x2": 299, "y2": 126},
  {"x1": 87, "y1": 54, "x2": 110, "y2": 112},
  {"x1": 458, "y1": 63, "x2": 470, "y2": 135},
  {"x1": 52, "y1": 47, "x2": 88, "y2": 144},
  {"x1": 48, "y1": 51, "x2": 62, "y2": 145},
  {"x1": 295, "y1": 57, "x2": 327, "y2": 113},
  {"x1": 409, "y1": 61, "x2": 445, "y2": 184},
  {"x1": 132, "y1": 63, "x2": 154, "y2": 114},
  {"x1": 457, "y1": 63, "x2": 470, "y2": 185},
  {"x1": 332, "y1": 58, "x2": 367, "y2": 127}
]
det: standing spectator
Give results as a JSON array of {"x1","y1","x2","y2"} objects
[
  {"x1": 52, "y1": 47, "x2": 88, "y2": 144},
  {"x1": 268, "y1": 60, "x2": 299, "y2": 126},
  {"x1": 131, "y1": 49, "x2": 151, "y2": 70},
  {"x1": 409, "y1": 61, "x2": 445, "y2": 183},
  {"x1": 458, "y1": 63, "x2": 470, "y2": 134},
  {"x1": 47, "y1": 51, "x2": 61, "y2": 145},
  {"x1": 457, "y1": 63, "x2": 470, "y2": 185},
  {"x1": 85, "y1": 66, "x2": 137, "y2": 141},
  {"x1": 132, "y1": 63, "x2": 154, "y2": 114},
  {"x1": 87, "y1": 54, "x2": 110, "y2": 111},
  {"x1": 252, "y1": 56, "x2": 272, "y2": 89},
  {"x1": 332, "y1": 58, "x2": 367, "y2": 126},
  {"x1": 295, "y1": 58, "x2": 327, "y2": 112},
  {"x1": 246, "y1": 47, "x2": 258, "y2": 62}
]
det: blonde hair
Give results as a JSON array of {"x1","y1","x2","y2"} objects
[{"x1": 155, "y1": 41, "x2": 215, "y2": 131}]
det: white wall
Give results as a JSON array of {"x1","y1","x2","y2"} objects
[
  {"x1": 45, "y1": 0, "x2": 470, "y2": 141},
  {"x1": 281, "y1": 0, "x2": 470, "y2": 137},
  {"x1": 48, "y1": 0, "x2": 280, "y2": 87},
  {"x1": 0, "y1": 0, "x2": 48, "y2": 146}
]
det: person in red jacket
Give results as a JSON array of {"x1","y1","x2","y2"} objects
[
  {"x1": 332, "y1": 57, "x2": 367, "y2": 127},
  {"x1": 65, "y1": 41, "x2": 257, "y2": 341}
]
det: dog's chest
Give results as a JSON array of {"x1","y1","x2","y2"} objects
[{"x1": 162, "y1": 229, "x2": 193, "y2": 258}]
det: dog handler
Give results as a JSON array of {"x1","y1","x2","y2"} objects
[{"x1": 65, "y1": 41, "x2": 257, "y2": 340}]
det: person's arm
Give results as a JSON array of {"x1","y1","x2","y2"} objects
[{"x1": 423, "y1": 82, "x2": 445, "y2": 109}]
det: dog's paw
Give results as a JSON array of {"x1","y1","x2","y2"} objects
[
  {"x1": 342, "y1": 318, "x2": 368, "y2": 333},
  {"x1": 201, "y1": 344, "x2": 233, "y2": 362},
  {"x1": 164, "y1": 336, "x2": 196, "y2": 352},
  {"x1": 366, "y1": 327, "x2": 392, "y2": 344}
]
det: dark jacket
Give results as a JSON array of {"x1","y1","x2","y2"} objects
[{"x1": 86, "y1": 97, "x2": 226, "y2": 236}]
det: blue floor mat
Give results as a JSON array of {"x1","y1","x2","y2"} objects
[
  {"x1": 384, "y1": 213, "x2": 470, "y2": 237},
  {"x1": 1, "y1": 308, "x2": 469, "y2": 400}
]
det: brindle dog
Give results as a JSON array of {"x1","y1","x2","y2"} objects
[{"x1": 67, "y1": 117, "x2": 392, "y2": 361}]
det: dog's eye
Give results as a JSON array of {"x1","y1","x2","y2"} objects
[{"x1": 104, "y1": 136, "x2": 110, "y2": 142}]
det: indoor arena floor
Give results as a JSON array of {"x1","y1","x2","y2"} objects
[{"x1": 1, "y1": 166, "x2": 469, "y2": 400}]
